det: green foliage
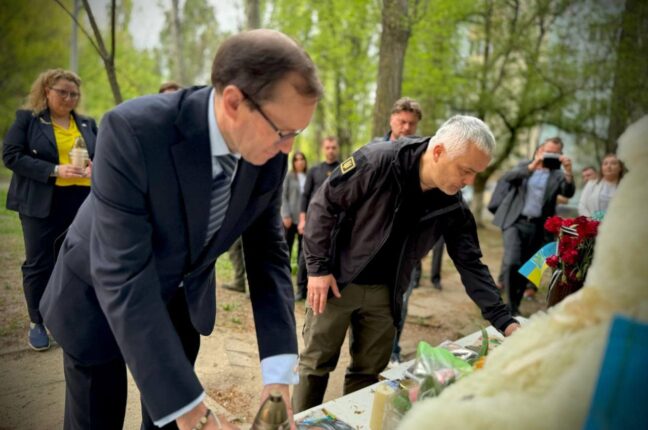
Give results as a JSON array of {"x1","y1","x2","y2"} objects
[
  {"x1": 0, "y1": 0, "x2": 71, "y2": 136},
  {"x1": 158, "y1": 0, "x2": 225, "y2": 86},
  {"x1": 403, "y1": 0, "x2": 475, "y2": 133},
  {"x1": 78, "y1": 30, "x2": 161, "y2": 122},
  {"x1": 270, "y1": 0, "x2": 380, "y2": 159}
]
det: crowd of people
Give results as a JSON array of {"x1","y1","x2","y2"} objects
[{"x1": 2, "y1": 29, "x2": 624, "y2": 430}]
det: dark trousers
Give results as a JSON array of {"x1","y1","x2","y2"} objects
[
  {"x1": 19, "y1": 186, "x2": 89, "y2": 324},
  {"x1": 430, "y1": 237, "x2": 445, "y2": 284},
  {"x1": 293, "y1": 283, "x2": 395, "y2": 412},
  {"x1": 296, "y1": 241, "x2": 308, "y2": 296},
  {"x1": 62, "y1": 289, "x2": 200, "y2": 430},
  {"x1": 502, "y1": 218, "x2": 546, "y2": 314},
  {"x1": 391, "y1": 264, "x2": 420, "y2": 358},
  {"x1": 284, "y1": 223, "x2": 302, "y2": 260}
]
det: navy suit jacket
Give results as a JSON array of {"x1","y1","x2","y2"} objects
[
  {"x1": 3, "y1": 109, "x2": 97, "y2": 218},
  {"x1": 40, "y1": 87, "x2": 297, "y2": 421},
  {"x1": 492, "y1": 160, "x2": 575, "y2": 230}
]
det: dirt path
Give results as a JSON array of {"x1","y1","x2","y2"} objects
[{"x1": 0, "y1": 227, "x2": 545, "y2": 428}]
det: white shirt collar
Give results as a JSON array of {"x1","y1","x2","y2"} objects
[
  {"x1": 208, "y1": 88, "x2": 241, "y2": 159},
  {"x1": 208, "y1": 89, "x2": 241, "y2": 177}
]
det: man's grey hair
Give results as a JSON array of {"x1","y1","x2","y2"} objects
[{"x1": 427, "y1": 115, "x2": 496, "y2": 158}]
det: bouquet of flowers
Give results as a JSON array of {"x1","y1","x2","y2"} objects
[{"x1": 543, "y1": 215, "x2": 600, "y2": 306}]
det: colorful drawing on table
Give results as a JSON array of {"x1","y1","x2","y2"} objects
[
  {"x1": 518, "y1": 241, "x2": 557, "y2": 287},
  {"x1": 296, "y1": 408, "x2": 355, "y2": 429}
]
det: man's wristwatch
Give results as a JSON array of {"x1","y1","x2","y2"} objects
[{"x1": 51, "y1": 165, "x2": 59, "y2": 177}]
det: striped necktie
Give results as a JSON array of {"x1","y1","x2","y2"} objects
[{"x1": 204, "y1": 154, "x2": 238, "y2": 247}]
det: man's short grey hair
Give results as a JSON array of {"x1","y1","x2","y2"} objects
[{"x1": 427, "y1": 115, "x2": 496, "y2": 158}]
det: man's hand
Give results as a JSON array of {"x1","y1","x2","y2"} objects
[
  {"x1": 307, "y1": 274, "x2": 340, "y2": 315},
  {"x1": 260, "y1": 384, "x2": 295, "y2": 430},
  {"x1": 528, "y1": 152, "x2": 543, "y2": 171},
  {"x1": 504, "y1": 322, "x2": 521, "y2": 336},
  {"x1": 560, "y1": 155, "x2": 573, "y2": 177},
  {"x1": 176, "y1": 402, "x2": 238, "y2": 429},
  {"x1": 282, "y1": 217, "x2": 292, "y2": 229}
]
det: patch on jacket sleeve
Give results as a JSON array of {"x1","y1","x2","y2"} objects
[
  {"x1": 340, "y1": 156, "x2": 356, "y2": 174},
  {"x1": 329, "y1": 153, "x2": 365, "y2": 187}
]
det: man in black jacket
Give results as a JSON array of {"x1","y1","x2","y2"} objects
[
  {"x1": 292, "y1": 115, "x2": 519, "y2": 412},
  {"x1": 294, "y1": 136, "x2": 340, "y2": 299}
]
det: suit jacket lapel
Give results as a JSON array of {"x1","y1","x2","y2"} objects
[
  {"x1": 38, "y1": 111, "x2": 57, "y2": 151},
  {"x1": 171, "y1": 88, "x2": 213, "y2": 265},
  {"x1": 73, "y1": 113, "x2": 95, "y2": 150}
]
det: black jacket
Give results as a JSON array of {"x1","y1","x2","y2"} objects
[
  {"x1": 3, "y1": 109, "x2": 97, "y2": 218},
  {"x1": 304, "y1": 137, "x2": 515, "y2": 332},
  {"x1": 300, "y1": 160, "x2": 340, "y2": 213}
]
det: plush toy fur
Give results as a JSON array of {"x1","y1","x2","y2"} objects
[{"x1": 399, "y1": 115, "x2": 648, "y2": 430}]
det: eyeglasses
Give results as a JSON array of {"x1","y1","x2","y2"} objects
[
  {"x1": 49, "y1": 87, "x2": 80, "y2": 100},
  {"x1": 240, "y1": 90, "x2": 304, "y2": 143}
]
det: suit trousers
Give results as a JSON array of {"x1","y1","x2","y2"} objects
[
  {"x1": 502, "y1": 218, "x2": 546, "y2": 314},
  {"x1": 19, "y1": 186, "x2": 89, "y2": 324},
  {"x1": 283, "y1": 223, "x2": 302, "y2": 260},
  {"x1": 293, "y1": 283, "x2": 395, "y2": 413},
  {"x1": 62, "y1": 288, "x2": 200, "y2": 430}
]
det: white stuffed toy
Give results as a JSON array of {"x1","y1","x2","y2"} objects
[{"x1": 399, "y1": 116, "x2": 648, "y2": 430}]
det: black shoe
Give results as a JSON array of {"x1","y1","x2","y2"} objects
[
  {"x1": 222, "y1": 283, "x2": 245, "y2": 293},
  {"x1": 433, "y1": 281, "x2": 443, "y2": 290}
]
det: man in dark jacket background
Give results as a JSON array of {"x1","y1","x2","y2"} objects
[
  {"x1": 292, "y1": 115, "x2": 519, "y2": 412},
  {"x1": 493, "y1": 137, "x2": 575, "y2": 315},
  {"x1": 294, "y1": 136, "x2": 340, "y2": 300}
]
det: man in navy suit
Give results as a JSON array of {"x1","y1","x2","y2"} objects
[{"x1": 40, "y1": 29, "x2": 322, "y2": 430}]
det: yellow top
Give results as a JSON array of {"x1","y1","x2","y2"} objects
[{"x1": 53, "y1": 116, "x2": 90, "y2": 187}]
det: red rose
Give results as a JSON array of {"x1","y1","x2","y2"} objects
[
  {"x1": 559, "y1": 236, "x2": 580, "y2": 254},
  {"x1": 584, "y1": 220, "x2": 599, "y2": 238},
  {"x1": 546, "y1": 255, "x2": 560, "y2": 268},
  {"x1": 562, "y1": 249, "x2": 580, "y2": 265},
  {"x1": 544, "y1": 216, "x2": 563, "y2": 234}
]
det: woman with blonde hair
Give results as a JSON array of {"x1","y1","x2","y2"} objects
[
  {"x1": 578, "y1": 153, "x2": 625, "y2": 218},
  {"x1": 3, "y1": 68, "x2": 97, "y2": 351}
]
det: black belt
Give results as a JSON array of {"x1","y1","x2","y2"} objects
[{"x1": 518, "y1": 215, "x2": 541, "y2": 223}]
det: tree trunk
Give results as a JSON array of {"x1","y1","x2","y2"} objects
[
  {"x1": 371, "y1": 0, "x2": 411, "y2": 138},
  {"x1": 245, "y1": 0, "x2": 261, "y2": 29},
  {"x1": 472, "y1": 175, "x2": 487, "y2": 224},
  {"x1": 80, "y1": 0, "x2": 122, "y2": 104},
  {"x1": 104, "y1": 58, "x2": 122, "y2": 105},
  {"x1": 170, "y1": 0, "x2": 187, "y2": 85},
  {"x1": 607, "y1": 0, "x2": 648, "y2": 154}
]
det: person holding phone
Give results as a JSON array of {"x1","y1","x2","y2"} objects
[{"x1": 492, "y1": 137, "x2": 574, "y2": 315}]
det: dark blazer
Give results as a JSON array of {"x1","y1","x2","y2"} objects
[
  {"x1": 492, "y1": 160, "x2": 575, "y2": 230},
  {"x1": 40, "y1": 87, "x2": 297, "y2": 421},
  {"x1": 3, "y1": 109, "x2": 97, "y2": 218}
]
